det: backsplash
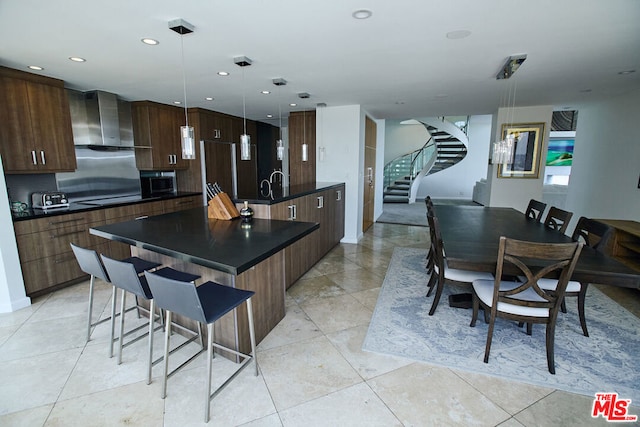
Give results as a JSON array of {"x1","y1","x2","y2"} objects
[{"x1": 5, "y1": 174, "x2": 58, "y2": 207}]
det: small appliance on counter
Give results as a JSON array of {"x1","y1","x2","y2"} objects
[{"x1": 31, "y1": 191, "x2": 70, "y2": 210}]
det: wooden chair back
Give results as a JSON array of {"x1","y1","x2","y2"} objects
[
  {"x1": 544, "y1": 206, "x2": 573, "y2": 234},
  {"x1": 572, "y1": 217, "x2": 614, "y2": 253},
  {"x1": 427, "y1": 213, "x2": 445, "y2": 273},
  {"x1": 525, "y1": 199, "x2": 547, "y2": 222},
  {"x1": 492, "y1": 237, "x2": 583, "y2": 314}
]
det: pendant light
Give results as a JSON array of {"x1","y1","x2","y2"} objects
[
  {"x1": 272, "y1": 78, "x2": 287, "y2": 161},
  {"x1": 301, "y1": 109, "x2": 309, "y2": 162},
  {"x1": 491, "y1": 54, "x2": 527, "y2": 166},
  {"x1": 169, "y1": 19, "x2": 196, "y2": 160},
  {"x1": 235, "y1": 56, "x2": 252, "y2": 161}
]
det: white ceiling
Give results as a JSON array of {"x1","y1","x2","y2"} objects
[{"x1": 1, "y1": 0, "x2": 639, "y2": 125}]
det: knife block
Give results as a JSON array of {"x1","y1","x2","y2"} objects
[{"x1": 207, "y1": 192, "x2": 240, "y2": 220}]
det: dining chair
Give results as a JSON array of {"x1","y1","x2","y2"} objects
[
  {"x1": 534, "y1": 217, "x2": 614, "y2": 337},
  {"x1": 426, "y1": 213, "x2": 494, "y2": 315},
  {"x1": 470, "y1": 236, "x2": 583, "y2": 374},
  {"x1": 543, "y1": 206, "x2": 573, "y2": 234},
  {"x1": 144, "y1": 270, "x2": 257, "y2": 423},
  {"x1": 525, "y1": 199, "x2": 547, "y2": 222}
]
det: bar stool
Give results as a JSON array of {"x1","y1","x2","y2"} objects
[
  {"x1": 70, "y1": 243, "x2": 161, "y2": 343},
  {"x1": 144, "y1": 270, "x2": 258, "y2": 423},
  {"x1": 101, "y1": 255, "x2": 201, "y2": 384}
]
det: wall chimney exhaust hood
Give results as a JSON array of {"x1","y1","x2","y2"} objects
[{"x1": 67, "y1": 89, "x2": 148, "y2": 149}]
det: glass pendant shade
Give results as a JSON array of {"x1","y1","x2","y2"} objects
[
  {"x1": 240, "y1": 134, "x2": 251, "y2": 161},
  {"x1": 276, "y1": 139, "x2": 284, "y2": 161},
  {"x1": 301, "y1": 143, "x2": 308, "y2": 162},
  {"x1": 491, "y1": 133, "x2": 516, "y2": 165},
  {"x1": 181, "y1": 125, "x2": 196, "y2": 159}
]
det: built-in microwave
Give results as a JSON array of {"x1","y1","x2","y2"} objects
[{"x1": 141, "y1": 174, "x2": 175, "y2": 196}]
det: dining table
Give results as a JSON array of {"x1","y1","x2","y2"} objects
[{"x1": 433, "y1": 205, "x2": 640, "y2": 289}]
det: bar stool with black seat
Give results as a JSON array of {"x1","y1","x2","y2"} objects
[
  {"x1": 525, "y1": 199, "x2": 547, "y2": 222},
  {"x1": 144, "y1": 270, "x2": 258, "y2": 423},
  {"x1": 70, "y1": 243, "x2": 161, "y2": 344},
  {"x1": 101, "y1": 255, "x2": 202, "y2": 384},
  {"x1": 543, "y1": 206, "x2": 573, "y2": 234}
]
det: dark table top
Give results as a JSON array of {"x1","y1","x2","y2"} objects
[
  {"x1": 90, "y1": 207, "x2": 319, "y2": 275},
  {"x1": 433, "y1": 205, "x2": 640, "y2": 288}
]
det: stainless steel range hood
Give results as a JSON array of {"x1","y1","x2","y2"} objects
[{"x1": 67, "y1": 89, "x2": 139, "y2": 149}]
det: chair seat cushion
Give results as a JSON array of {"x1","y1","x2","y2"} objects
[
  {"x1": 197, "y1": 281, "x2": 256, "y2": 324},
  {"x1": 472, "y1": 279, "x2": 550, "y2": 317},
  {"x1": 437, "y1": 260, "x2": 494, "y2": 283},
  {"x1": 517, "y1": 276, "x2": 581, "y2": 293}
]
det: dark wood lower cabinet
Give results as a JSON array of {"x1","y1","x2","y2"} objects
[
  {"x1": 13, "y1": 195, "x2": 201, "y2": 297},
  {"x1": 240, "y1": 184, "x2": 345, "y2": 288}
]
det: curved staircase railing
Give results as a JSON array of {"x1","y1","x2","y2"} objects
[{"x1": 383, "y1": 117, "x2": 469, "y2": 203}]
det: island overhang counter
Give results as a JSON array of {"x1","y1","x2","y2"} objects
[{"x1": 90, "y1": 206, "x2": 319, "y2": 356}]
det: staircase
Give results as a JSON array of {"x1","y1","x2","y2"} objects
[{"x1": 383, "y1": 118, "x2": 468, "y2": 203}]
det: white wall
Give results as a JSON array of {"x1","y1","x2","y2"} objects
[
  {"x1": 0, "y1": 156, "x2": 31, "y2": 312},
  {"x1": 316, "y1": 105, "x2": 364, "y2": 243},
  {"x1": 487, "y1": 105, "x2": 554, "y2": 212},
  {"x1": 383, "y1": 120, "x2": 429, "y2": 165},
  {"x1": 564, "y1": 91, "x2": 640, "y2": 224},
  {"x1": 416, "y1": 115, "x2": 492, "y2": 199}
]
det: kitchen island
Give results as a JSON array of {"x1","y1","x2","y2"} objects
[{"x1": 90, "y1": 207, "x2": 319, "y2": 355}]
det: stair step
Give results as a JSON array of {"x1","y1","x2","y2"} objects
[
  {"x1": 384, "y1": 189, "x2": 409, "y2": 196},
  {"x1": 434, "y1": 136, "x2": 459, "y2": 142},
  {"x1": 430, "y1": 131, "x2": 448, "y2": 136},
  {"x1": 388, "y1": 184, "x2": 410, "y2": 191},
  {"x1": 383, "y1": 195, "x2": 409, "y2": 203}
]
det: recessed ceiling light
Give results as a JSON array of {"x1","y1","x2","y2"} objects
[
  {"x1": 352, "y1": 9, "x2": 372, "y2": 19},
  {"x1": 266, "y1": 114, "x2": 273, "y2": 118},
  {"x1": 205, "y1": 97, "x2": 214, "y2": 101},
  {"x1": 446, "y1": 30, "x2": 471, "y2": 40},
  {"x1": 290, "y1": 103, "x2": 297, "y2": 107},
  {"x1": 28, "y1": 65, "x2": 44, "y2": 71},
  {"x1": 217, "y1": 71, "x2": 229, "y2": 76},
  {"x1": 173, "y1": 101, "x2": 181, "y2": 105},
  {"x1": 261, "y1": 90, "x2": 271, "y2": 94},
  {"x1": 618, "y1": 69, "x2": 636, "y2": 75},
  {"x1": 69, "y1": 57, "x2": 86, "y2": 62},
  {"x1": 141, "y1": 38, "x2": 159, "y2": 46}
]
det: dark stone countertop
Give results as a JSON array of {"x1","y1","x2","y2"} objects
[
  {"x1": 11, "y1": 192, "x2": 202, "y2": 222},
  {"x1": 234, "y1": 182, "x2": 344, "y2": 205},
  {"x1": 90, "y1": 207, "x2": 319, "y2": 275}
]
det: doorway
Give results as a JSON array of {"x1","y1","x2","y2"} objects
[{"x1": 363, "y1": 116, "x2": 376, "y2": 232}]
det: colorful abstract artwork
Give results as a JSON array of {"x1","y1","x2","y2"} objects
[{"x1": 546, "y1": 138, "x2": 574, "y2": 166}]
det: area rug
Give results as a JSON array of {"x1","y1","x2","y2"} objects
[{"x1": 363, "y1": 247, "x2": 640, "y2": 402}]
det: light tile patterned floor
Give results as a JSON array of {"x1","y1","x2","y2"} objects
[{"x1": 0, "y1": 222, "x2": 636, "y2": 426}]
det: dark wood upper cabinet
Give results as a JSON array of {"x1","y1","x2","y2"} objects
[
  {"x1": 132, "y1": 101, "x2": 188, "y2": 170},
  {"x1": 0, "y1": 66, "x2": 76, "y2": 173},
  {"x1": 288, "y1": 110, "x2": 316, "y2": 186}
]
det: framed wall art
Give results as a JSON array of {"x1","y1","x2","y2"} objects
[{"x1": 497, "y1": 122, "x2": 546, "y2": 178}]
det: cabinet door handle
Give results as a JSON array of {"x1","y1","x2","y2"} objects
[
  {"x1": 293, "y1": 204, "x2": 297, "y2": 220},
  {"x1": 50, "y1": 229, "x2": 83, "y2": 239},
  {"x1": 317, "y1": 196, "x2": 324, "y2": 209},
  {"x1": 49, "y1": 218, "x2": 83, "y2": 225},
  {"x1": 288, "y1": 204, "x2": 297, "y2": 220},
  {"x1": 336, "y1": 190, "x2": 341, "y2": 201},
  {"x1": 40, "y1": 150, "x2": 46, "y2": 165},
  {"x1": 135, "y1": 215, "x2": 149, "y2": 220},
  {"x1": 214, "y1": 129, "x2": 221, "y2": 139},
  {"x1": 31, "y1": 151, "x2": 37, "y2": 165}
]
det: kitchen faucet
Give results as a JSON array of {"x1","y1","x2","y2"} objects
[{"x1": 260, "y1": 169, "x2": 286, "y2": 198}]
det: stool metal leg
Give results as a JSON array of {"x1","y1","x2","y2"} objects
[
  {"x1": 109, "y1": 286, "x2": 118, "y2": 358},
  {"x1": 147, "y1": 299, "x2": 155, "y2": 385},
  {"x1": 86, "y1": 275, "x2": 96, "y2": 342},
  {"x1": 205, "y1": 322, "x2": 214, "y2": 423},
  {"x1": 117, "y1": 290, "x2": 127, "y2": 365},
  {"x1": 246, "y1": 298, "x2": 258, "y2": 376},
  {"x1": 161, "y1": 310, "x2": 172, "y2": 399}
]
